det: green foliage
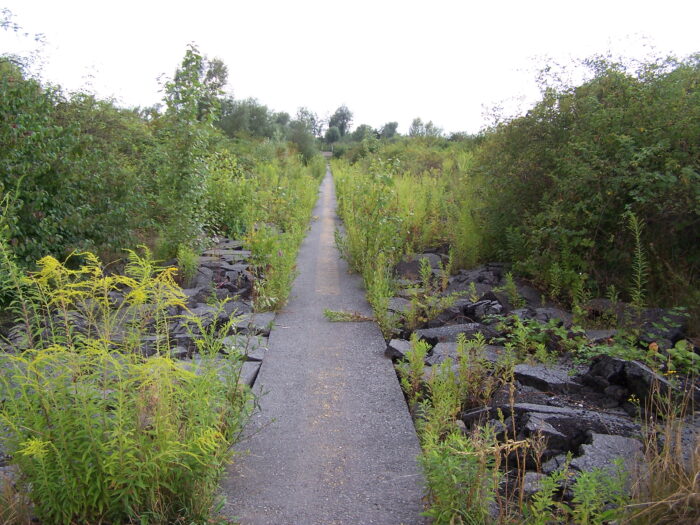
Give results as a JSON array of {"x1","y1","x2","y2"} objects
[
  {"x1": 325, "y1": 125, "x2": 341, "y2": 144},
  {"x1": 0, "y1": 250, "x2": 252, "y2": 524},
  {"x1": 203, "y1": 149, "x2": 251, "y2": 237},
  {"x1": 455, "y1": 333, "x2": 498, "y2": 409},
  {"x1": 156, "y1": 45, "x2": 223, "y2": 257},
  {"x1": 574, "y1": 332, "x2": 700, "y2": 375},
  {"x1": 403, "y1": 257, "x2": 461, "y2": 331},
  {"x1": 420, "y1": 428, "x2": 499, "y2": 524},
  {"x1": 419, "y1": 359, "x2": 463, "y2": 439},
  {"x1": 526, "y1": 460, "x2": 629, "y2": 524},
  {"x1": 527, "y1": 464, "x2": 570, "y2": 525},
  {"x1": 409, "y1": 117, "x2": 443, "y2": 138},
  {"x1": 626, "y1": 211, "x2": 649, "y2": 309},
  {"x1": 216, "y1": 97, "x2": 278, "y2": 139},
  {"x1": 288, "y1": 119, "x2": 319, "y2": 163},
  {"x1": 570, "y1": 462, "x2": 629, "y2": 524},
  {"x1": 379, "y1": 121, "x2": 399, "y2": 140},
  {"x1": 332, "y1": 137, "x2": 483, "y2": 269},
  {"x1": 495, "y1": 315, "x2": 586, "y2": 364},
  {"x1": 333, "y1": 159, "x2": 404, "y2": 272},
  {"x1": 475, "y1": 53, "x2": 700, "y2": 321},
  {"x1": 397, "y1": 334, "x2": 429, "y2": 407},
  {"x1": 495, "y1": 272, "x2": 525, "y2": 309},
  {"x1": 328, "y1": 105, "x2": 353, "y2": 137},
  {"x1": 571, "y1": 273, "x2": 592, "y2": 326},
  {"x1": 365, "y1": 253, "x2": 399, "y2": 339},
  {"x1": 176, "y1": 243, "x2": 198, "y2": 286},
  {"x1": 0, "y1": 60, "x2": 154, "y2": 264},
  {"x1": 184, "y1": 297, "x2": 243, "y2": 356},
  {"x1": 665, "y1": 339, "x2": 700, "y2": 374}
]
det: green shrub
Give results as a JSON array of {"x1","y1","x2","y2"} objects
[
  {"x1": 204, "y1": 149, "x2": 252, "y2": 238},
  {"x1": 0, "y1": 248, "x2": 252, "y2": 523},
  {"x1": 526, "y1": 460, "x2": 629, "y2": 524},
  {"x1": 475, "y1": 53, "x2": 700, "y2": 322},
  {"x1": 420, "y1": 429, "x2": 499, "y2": 524},
  {"x1": 0, "y1": 60, "x2": 154, "y2": 264},
  {"x1": 396, "y1": 334, "x2": 429, "y2": 407},
  {"x1": 176, "y1": 243, "x2": 199, "y2": 286}
]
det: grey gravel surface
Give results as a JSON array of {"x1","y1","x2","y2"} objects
[{"x1": 221, "y1": 169, "x2": 425, "y2": 524}]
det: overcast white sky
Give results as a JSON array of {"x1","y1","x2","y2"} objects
[{"x1": 1, "y1": 0, "x2": 698, "y2": 134}]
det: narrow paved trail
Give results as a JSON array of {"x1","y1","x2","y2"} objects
[{"x1": 222, "y1": 168, "x2": 425, "y2": 524}]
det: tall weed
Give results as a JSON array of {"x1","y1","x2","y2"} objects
[{"x1": 0, "y1": 249, "x2": 253, "y2": 524}]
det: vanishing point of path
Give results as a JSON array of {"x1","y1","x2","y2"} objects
[{"x1": 222, "y1": 168, "x2": 425, "y2": 524}]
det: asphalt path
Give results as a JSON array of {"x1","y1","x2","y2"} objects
[{"x1": 221, "y1": 167, "x2": 425, "y2": 524}]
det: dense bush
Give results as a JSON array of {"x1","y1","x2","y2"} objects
[
  {"x1": 475, "y1": 54, "x2": 700, "y2": 313},
  {"x1": 0, "y1": 60, "x2": 153, "y2": 264}
]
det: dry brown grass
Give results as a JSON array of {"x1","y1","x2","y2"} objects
[
  {"x1": 626, "y1": 381, "x2": 700, "y2": 524},
  {"x1": 0, "y1": 473, "x2": 32, "y2": 525}
]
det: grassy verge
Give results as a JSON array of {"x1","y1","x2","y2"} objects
[
  {"x1": 332, "y1": 155, "x2": 481, "y2": 337},
  {"x1": 245, "y1": 155, "x2": 325, "y2": 311}
]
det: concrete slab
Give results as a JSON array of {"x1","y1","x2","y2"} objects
[{"x1": 221, "y1": 169, "x2": 425, "y2": 524}]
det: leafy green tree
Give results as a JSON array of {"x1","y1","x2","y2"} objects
[
  {"x1": 329, "y1": 105, "x2": 353, "y2": 136},
  {"x1": 158, "y1": 44, "x2": 222, "y2": 254},
  {"x1": 352, "y1": 124, "x2": 376, "y2": 141},
  {"x1": 409, "y1": 117, "x2": 442, "y2": 137},
  {"x1": 288, "y1": 119, "x2": 318, "y2": 163},
  {"x1": 325, "y1": 126, "x2": 341, "y2": 144},
  {"x1": 380, "y1": 121, "x2": 399, "y2": 139},
  {"x1": 216, "y1": 97, "x2": 275, "y2": 138},
  {"x1": 198, "y1": 57, "x2": 228, "y2": 119},
  {"x1": 274, "y1": 111, "x2": 290, "y2": 127},
  {"x1": 409, "y1": 117, "x2": 424, "y2": 137},
  {"x1": 164, "y1": 44, "x2": 223, "y2": 123},
  {"x1": 423, "y1": 121, "x2": 443, "y2": 138},
  {"x1": 295, "y1": 106, "x2": 322, "y2": 137}
]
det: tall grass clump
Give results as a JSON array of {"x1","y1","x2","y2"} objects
[
  {"x1": 246, "y1": 156, "x2": 323, "y2": 311},
  {"x1": 0, "y1": 240, "x2": 253, "y2": 524},
  {"x1": 412, "y1": 349, "x2": 504, "y2": 523},
  {"x1": 333, "y1": 159, "x2": 404, "y2": 273},
  {"x1": 332, "y1": 140, "x2": 484, "y2": 330}
]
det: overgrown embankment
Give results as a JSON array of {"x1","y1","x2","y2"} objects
[
  {"x1": 336, "y1": 53, "x2": 700, "y2": 327},
  {"x1": 0, "y1": 47, "x2": 324, "y2": 272},
  {"x1": 0, "y1": 45, "x2": 324, "y2": 523},
  {"x1": 332, "y1": 53, "x2": 699, "y2": 524}
]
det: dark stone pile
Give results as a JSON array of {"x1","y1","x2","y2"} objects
[{"x1": 386, "y1": 251, "x2": 698, "y2": 487}]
